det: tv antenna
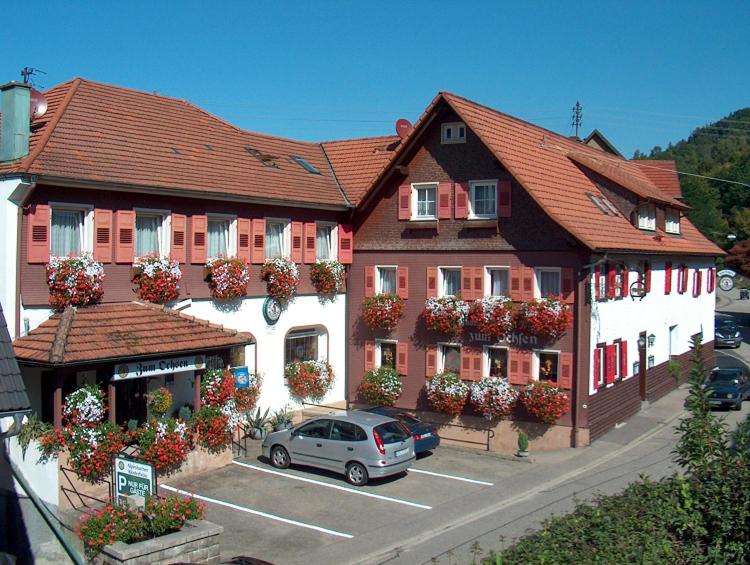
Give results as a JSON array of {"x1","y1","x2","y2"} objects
[
  {"x1": 20, "y1": 67, "x2": 46, "y2": 88},
  {"x1": 571, "y1": 100, "x2": 583, "y2": 138}
]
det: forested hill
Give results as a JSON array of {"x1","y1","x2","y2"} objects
[{"x1": 633, "y1": 108, "x2": 750, "y2": 248}]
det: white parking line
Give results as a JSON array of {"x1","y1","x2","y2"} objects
[
  {"x1": 409, "y1": 468, "x2": 494, "y2": 486},
  {"x1": 160, "y1": 484, "x2": 353, "y2": 539},
  {"x1": 232, "y1": 460, "x2": 432, "y2": 510}
]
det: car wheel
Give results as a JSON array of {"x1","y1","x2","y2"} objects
[
  {"x1": 346, "y1": 462, "x2": 368, "y2": 486},
  {"x1": 270, "y1": 445, "x2": 291, "y2": 469},
  {"x1": 732, "y1": 400, "x2": 742, "y2": 411}
]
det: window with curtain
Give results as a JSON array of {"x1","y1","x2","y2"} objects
[
  {"x1": 414, "y1": 184, "x2": 437, "y2": 218},
  {"x1": 284, "y1": 330, "x2": 320, "y2": 364},
  {"x1": 316, "y1": 224, "x2": 334, "y2": 260},
  {"x1": 378, "y1": 342, "x2": 396, "y2": 368},
  {"x1": 51, "y1": 209, "x2": 84, "y2": 257},
  {"x1": 265, "y1": 221, "x2": 287, "y2": 258},
  {"x1": 487, "y1": 347, "x2": 508, "y2": 378},
  {"x1": 377, "y1": 267, "x2": 397, "y2": 294},
  {"x1": 440, "y1": 267, "x2": 461, "y2": 296},
  {"x1": 207, "y1": 218, "x2": 230, "y2": 258},
  {"x1": 471, "y1": 183, "x2": 497, "y2": 217},
  {"x1": 538, "y1": 351, "x2": 559, "y2": 383},
  {"x1": 488, "y1": 268, "x2": 509, "y2": 296},
  {"x1": 637, "y1": 203, "x2": 656, "y2": 230},
  {"x1": 538, "y1": 270, "x2": 561, "y2": 297},
  {"x1": 135, "y1": 214, "x2": 162, "y2": 257},
  {"x1": 440, "y1": 345, "x2": 461, "y2": 373}
]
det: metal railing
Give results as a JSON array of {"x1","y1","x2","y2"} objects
[
  {"x1": 420, "y1": 420, "x2": 496, "y2": 452},
  {"x1": 232, "y1": 422, "x2": 249, "y2": 457}
]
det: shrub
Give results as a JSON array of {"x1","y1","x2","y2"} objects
[
  {"x1": 205, "y1": 257, "x2": 251, "y2": 300},
  {"x1": 470, "y1": 377, "x2": 518, "y2": 420},
  {"x1": 46, "y1": 254, "x2": 105, "y2": 310},
  {"x1": 468, "y1": 296, "x2": 514, "y2": 340},
  {"x1": 310, "y1": 260, "x2": 346, "y2": 296},
  {"x1": 358, "y1": 367, "x2": 402, "y2": 406},
  {"x1": 425, "y1": 371, "x2": 470, "y2": 417},
  {"x1": 362, "y1": 293, "x2": 405, "y2": 331},
  {"x1": 521, "y1": 381, "x2": 569, "y2": 424},
  {"x1": 514, "y1": 296, "x2": 572, "y2": 342},
  {"x1": 132, "y1": 254, "x2": 181, "y2": 304},
  {"x1": 260, "y1": 257, "x2": 300, "y2": 303},
  {"x1": 285, "y1": 360, "x2": 335, "y2": 402},
  {"x1": 423, "y1": 296, "x2": 469, "y2": 339}
]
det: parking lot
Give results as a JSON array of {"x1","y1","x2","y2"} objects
[{"x1": 158, "y1": 445, "x2": 522, "y2": 564}]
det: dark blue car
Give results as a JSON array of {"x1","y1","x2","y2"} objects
[
  {"x1": 705, "y1": 367, "x2": 750, "y2": 410},
  {"x1": 360, "y1": 407, "x2": 440, "y2": 454}
]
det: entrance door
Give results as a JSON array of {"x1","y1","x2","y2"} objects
[{"x1": 115, "y1": 379, "x2": 147, "y2": 426}]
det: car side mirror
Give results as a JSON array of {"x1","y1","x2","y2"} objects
[{"x1": 290, "y1": 429, "x2": 299, "y2": 438}]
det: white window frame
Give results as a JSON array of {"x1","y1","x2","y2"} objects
[
  {"x1": 375, "y1": 339, "x2": 397, "y2": 369},
  {"x1": 483, "y1": 345, "x2": 509, "y2": 378},
  {"x1": 532, "y1": 349, "x2": 560, "y2": 383},
  {"x1": 206, "y1": 213, "x2": 237, "y2": 259},
  {"x1": 265, "y1": 217, "x2": 291, "y2": 258},
  {"x1": 49, "y1": 201, "x2": 94, "y2": 257},
  {"x1": 134, "y1": 207, "x2": 171, "y2": 259},
  {"x1": 637, "y1": 203, "x2": 656, "y2": 231},
  {"x1": 665, "y1": 208, "x2": 680, "y2": 234},
  {"x1": 315, "y1": 222, "x2": 338, "y2": 261},
  {"x1": 613, "y1": 340, "x2": 622, "y2": 380},
  {"x1": 485, "y1": 266, "x2": 511, "y2": 297},
  {"x1": 469, "y1": 180, "x2": 498, "y2": 219},
  {"x1": 534, "y1": 267, "x2": 561, "y2": 298},
  {"x1": 375, "y1": 265, "x2": 398, "y2": 294},
  {"x1": 595, "y1": 344, "x2": 606, "y2": 389},
  {"x1": 411, "y1": 182, "x2": 438, "y2": 220},
  {"x1": 439, "y1": 266, "x2": 462, "y2": 297},
  {"x1": 437, "y1": 342, "x2": 462, "y2": 373},
  {"x1": 441, "y1": 122, "x2": 466, "y2": 144},
  {"x1": 285, "y1": 327, "x2": 328, "y2": 365}
]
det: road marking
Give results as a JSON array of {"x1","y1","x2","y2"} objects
[
  {"x1": 231, "y1": 460, "x2": 432, "y2": 510},
  {"x1": 409, "y1": 468, "x2": 494, "y2": 486},
  {"x1": 160, "y1": 484, "x2": 353, "y2": 539}
]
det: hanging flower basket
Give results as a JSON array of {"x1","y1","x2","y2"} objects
[
  {"x1": 362, "y1": 293, "x2": 405, "y2": 332},
  {"x1": 200, "y1": 368, "x2": 258, "y2": 430},
  {"x1": 62, "y1": 384, "x2": 107, "y2": 427},
  {"x1": 205, "y1": 257, "x2": 251, "y2": 300},
  {"x1": 193, "y1": 405, "x2": 231, "y2": 453},
  {"x1": 514, "y1": 296, "x2": 572, "y2": 342},
  {"x1": 468, "y1": 296, "x2": 514, "y2": 340},
  {"x1": 132, "y1": 254, "x2": 181, "y2": 304},
  {"x1": 358, "y1": 366, "x2": 402, "y2": 406},
  {"x1": 423, "y1": 297, "x2": 470, "y2": 339},
  {"x1": 521, "y1": 381, "x2": 569, "y2": 424},
  {"x1": 234, "y1": 371, "x2": 263, "y2": 412},
  {"x1": 261, "y1": 257, "x2": 300, "y2": 303},
  {"x1": 310, "y1": 259, "x2": 346, "y2": 296},
  {"x1": 136, "y1": 418, "x2": 192, "y2": 474},
  {"x1": 425, "y1": 371, "x2": 470, "y2": 417},
  {"x1": 470, "y1": 377, "x2": 518, "y2": 420},
  {"x1": 46, "y1": 254, "x2": 105, "y2": 310},
  {"x1": 285, "y1": 360, "x2": 334, "y2": 402},
  {"x1": 146, "y1": 386, "x2": 173, "y2": 419}
]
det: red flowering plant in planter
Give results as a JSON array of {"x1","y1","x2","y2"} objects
[
  {"x1": 469, "y1": 376, "x2": 519, "y2": 420},
  {"x1": 205, "y1": 257, "x2": 251, "y2": 300},
  {"x1": 362, "y1": 293, "x2": 405, "y2": 332},
  {"x1": 200, "y1": 368, "x2": 257, "y2": 432},
  {"x1": 514, "y1": 296, "x2": 572, "y2": 342},
  {"x1": 46, "y1": 253, "x2": 105, "y2": 310},
  {"x1": 136, "y1": 418, "x2": 192, "y2": 474},
  {"x1": 423, "y1": 296, "x2": 470, "y2": 339},
  {"x1": 285, "y1": 360, "x2": 335, "y2": 402},
  {"x1": 425, "y1": 371, "x2": 470, "y2": 417},
  {"x1": 261, "y1": 257, "x2": 300, "y2": 303},
  {"x1": 310, "y1": 259, "x2": 346, "y2": 297},
  {"x1": 132, "y1": 253, "x2": 181, "y2": 304},
  {"x1": 193, "y1": 405, "x2": 231, "y2": 453},
  {"x1": 358, "y1": 366, "x2": 402, "y2": 406},
  {"x1": 468, "y1": 296, "x2": 514, "y2": 340},
  {"x1": 521, "y1": 381, "x2": 569, "y2": 424},
  {"x1": 233, "y1": 370, "x2": 263, "y2": 412}
]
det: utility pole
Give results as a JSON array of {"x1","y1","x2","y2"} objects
[{"x1": 571, "y1": 100, "x2": 583, "y2": 138}]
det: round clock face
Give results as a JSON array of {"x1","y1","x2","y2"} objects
[
  {"x1": 719, "y1": 276, "x2": 734, "y2": 292},
  {"x1": 263, "y1": 296, "x2": 282, "y2": 325}
]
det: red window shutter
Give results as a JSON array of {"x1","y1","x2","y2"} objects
[
  {"x1": 644, "y1": 261, "x2": 652, "y2": 293},
  {"x1": 396, "y1": 342, "x2": 408, "y2": 375},
  {"x1": 498, "y1": 180, "x2": 511, "y2": 218},
  {"x1": 364, "y1": 341, "x2": 375, "y2": 372},
  {"x1": 472, "y1": 348, "x2": 483, "y2": 381},
  {"x1": 678, "y1": 265, "x2": 687, "y2": 294},
  {"x1": 27, "y1": 204, "x2": 50, "y2": 264},
  {"x1": 606, "y1": 263, "x2": 616, "y2": 299},
  {"x1": 561, "y1": 267, "x2": 575, "y2": 304},
  {"x1": 397, "y1": 266, "x2": 409, "y2": 299},
  {"x1": 619, "y1": 341, "x2": 628, "y2": 378},
  {"x1": 93, "y1": 208, "x2": 113, "y2": 263},
  {"x1": 707, "y1": 268, "x2": 715, "y2": 293},
  {"x1": 303, "y1": 222, "x2": 316, "y2": 264},
  {"x1": 251, "y1": 219, "x2": 266, "y2": 264},
  {"x1": 364, "y1": 266, "x2": 375, "y2": 298},
  {"x1": 605, "y1": 344, "x2": 616, "y2": 384},
  {"x1": 665, "y1": 261, "x2": 672, "y2": 294},
  {"x1": 472, "y1": 267, "x2": 484, "y2": 298},
  {"x1": 462, "y1": 267, "x2": 473, "y2": 301},
  {"x1": 519, "y1": 350, "x2": 532, "y2": 383},
  {"x1": 236, "y1": 218, "x2": 251, "y2": 262},
  {"x1": 522, "y1": 267, "x2": 535, "y2": 301},
  {"x1": 460, "y1": 348, "x2": 471, "y2": 380},
  {"x1": 693, "y1": 270, "x2": 702, "y2": 297},
  {"x1": 114, "y1": 210, "x2": 135, "y2": 264},
  {"x1": 437, "y1": 182, "x2": 452, "y2": 219},
  {"x1": 461, "y1": 347, "x2": 481, "y2": 381},
  {"x1": 594, "y1": 268, "x2": 602, "y2": 301},
  {"x1": 592, "y1": 348, "x2": 600, "y2": 391},
  {"x1": 338, "y1": 223, "x2": 353, "y2": 265},
  {"x1": 426, "y1": 266, "x2": 438, "y2": 298},
  {"x1": 425, "y1": 346, "x2": 437, "y2": 377},
  {"x1": 620, "y1": 267, "x2": 629, "y2": 298},
  {"x1": 559, "y1": 352, "x2": 573, "y2": 389},
  {"x1": 398, "y1": 184, "x2": 411, "y2": 220},
  {"x1": 190, "y1": 214, "x2": 207, "y2": 264},
  {"x1": 508, "y1": 350, "x2": 522, "y2": 385},
  {"x1": 454, "y1": 182, "x2": 469, "y2": 219},
  {"x1": 170, "y1": 213, "x2": 187, "y2": 263},
  {"x1": 290, "y1": 221, "x2": 303, "y2": 263}
]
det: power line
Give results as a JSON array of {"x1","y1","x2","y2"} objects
[{"x1": 632, "y1": 161, "x2": 750, "y2": 189}]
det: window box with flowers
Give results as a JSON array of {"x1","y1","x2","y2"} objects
[
  {"x1": 285, "y1": 360, "x2": 334, "y2": 402},
  {"x1": 358, "y1": 366, "x2": 402, "y2": 406},
  {"x1": 205, "y1": 257, "x2": 251, "y2": 300},
  {"x1": 131, "y1": 253, "x2": 181, "y2": 304},
  {"x1": 470, "y1": 376, "x2": 518, "y2": 420},
  {"x1": 46, "y1": 253, "x2": 105, "y2": 310},
  {"x1": 468, "y1": 296, "x2": 514, "y2": 340},
  {"x1": 425, "y1": 371, "x2": 470, "y2": 417},
  {"x1": 310, "y1": 259, "x2": 346, "y2": 297},
  {"x1": 423, "y1": 296, "x2": 470, "y2": 339},
  {"x1": 362, "y1": 293, "x2": 405, "y2": 332},
  {"x1": 514, "y1": 296, "x2": 572, "y2": 342},
  {"x1": 261, "y1": 257, "x2": 300, "y2": 303},
  {"x1": 521, "y1": 381, "x2": 569, "y2": 424},
  {"x1": 135, "y1": 417, "x2": 192, "y2": 475}
]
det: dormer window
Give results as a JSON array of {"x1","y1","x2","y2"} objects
[
  {"x1": 441, "y1": 122, "x2": 466, "y2": 144},
  {"x1": 637, "y1": 203, "x2": 656, "y2": 231},
  {"x1": 665, "y1": 208, "x2": 680, "y2": 234}
]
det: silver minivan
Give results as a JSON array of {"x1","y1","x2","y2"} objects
[{"x1": 261, "y1": 411, "x2": 415, "y2": 486}]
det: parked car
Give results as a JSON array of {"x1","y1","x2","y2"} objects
[
  {"x1": 262, "y1": 412, "x2": 415, "y2": 486},
  {"x1": 705, "y1": 367, "x2": 750, "y2": 410},
  {"x1": 715, "y1": 318, "x2": 742, "y2": 348},
  {"x1": 359, "y1": 406, "x2": 440, "y2": 454}
]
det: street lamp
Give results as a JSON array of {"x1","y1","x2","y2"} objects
[{"x1": 648, "y1": 334, "x2": 656, "y2": 347}]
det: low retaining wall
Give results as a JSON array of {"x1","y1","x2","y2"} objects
[{"x1": 6, "y1": 437, "x2": 60, "y2": 507}]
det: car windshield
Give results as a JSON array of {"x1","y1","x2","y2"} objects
[
  {"x1": 709, "y1": 371, "x2": 740, "y2": 384},
  {"x1": 717, "y1": 321, "x2": 737, "y2": 331},
  {"x1": 374, "y1": 421, "x2": 411, "y2": 444},
  {"x1": 394, "y1": 412, "x2": 421, "y2": 425}
]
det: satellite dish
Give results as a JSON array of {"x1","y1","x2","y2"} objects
[
  {"x1": 30, "y1": 88, "x2": 48, "y2": 120},
  {"x1": 395, "y1": 118, "x2": 413, "y2": 139}
]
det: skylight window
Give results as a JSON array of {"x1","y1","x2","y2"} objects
[
  {"x1": 599, "y1": 196, "x2": 620, "y2": 216},
  {"x1": 245, "y1": 146, "x2": 279, "y2": 169},
  {"x1": 586, "y1": 192, "x2": 610, "y2": 215},
  {"x1": 290, "y1": 155, "x2": 321, "y2": 175}
]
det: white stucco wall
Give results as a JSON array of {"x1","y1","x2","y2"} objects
[
  {"x1": 589, "y1": 256, "x2": 716, "y2": 395},
  {"x1": 0, "y1": 178, "x2": 32, "y2": 339},
  {"x1": 20, "y1": 304, "x2": 53, "y2": 335},
  {"x1": 5, "y1": 435, "x2": 59, "y2": 507}
]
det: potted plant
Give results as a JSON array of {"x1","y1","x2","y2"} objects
[
  {"x1": 468, "y1": 296, "x2": 514, "y2": 340},
  {"x1": 135, "y1": 417, "x2": 192, "y2": 474},
  {"x1": 423, "y1": 296, "x2": 470, "y2": 339},
  {"x1": 46, "y1": 253, "x2": 105, "y2": 310},
  {"x1": 271, "y1": 406, "x2": 294, "y2": 432},
  {"x1": 362, "y1": 293, "x2": 405, "y2": 332},
  {"x1": 192, "y1": 405, "x2": 231, "y2": 453},
  {"x1": 514, "y1": 296, "x2": 572, "y2": 342},
  {"x1": 517, "y1": 430, "x2": 529, "y2": 458},
  {"x1": 205, "y1": 256, "x2": 251, "y2": 300},
  {"x1": 521, "y1": 381, "x2": 569, "y2": 424},
  {"x1": 469, "y1": 376, "x2": 518, "y2": 420},
  {"x1": 260, "y1": 257, "x2": 300, "y2": 303},
  {"x1": 358, "y1": 366, "x2": 402, "y2": 406},
  {"x1": 425, "y1": 371, "x2": 470, "y2": 417},
  {"x1": 131, "y1": 253, "x2": 182, "y2": 304},
  {"x1": 285, "y1": 360, "x2": 335, "y2": 402},
  {"x1": 147, "y1": 386, "x2": 173, "y2": 420},
  {"x1": 247, "y1": 406, "x2": 271, "y2": 440},
  {"x1": 310, "y1": 259, "x2": 346, "y2": 297}
]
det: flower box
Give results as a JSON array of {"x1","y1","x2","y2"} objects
[
  {"x1": 469, "y1": 296, "x2": 514, "y2": 340},
  {"x1": 425, "y1": 371, "x2": 470, "y2": 417},
  {"x1": 423, "y1": 296, "x2": 470, "y2": 339},
  {"x1": 261, "y1": 257, "x2": 300, "y2": 303},
  {"x1": 358, "y1": 366, "x2": 402, "y2": 406},
  {"x1": 470, "y1": 376, "x2": 518, "y2": 420},
  {"x1": 285, "y1": 360, "x2": 334, "y2": 402},
  {"x1": 521, "y1": 381, "x2": 569, "y2": 424},
  {"x1": 46, "y1": 253, "x2": 105, "y2": 310},
  {"x1": 205, "y1": 257, "x2": 251, "y2": 300},
  {"x1": 362, "y1": 293, "x2": 405, "y2": 332},
  {"x1": 514, "y1": 296, "x2": 572, "y2": 342},
  {"x1": 310, "y1": 259, "x2": 346, "y2": 296},
  {"x1": 131, "y1": 254, "x2": 181, "y2": 304}
]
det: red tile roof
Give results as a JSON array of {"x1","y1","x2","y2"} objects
[
  {"x1": 0, "y1": 79, "x2": 349, "y2": 208},
  {"x1": 12, "y1": 301, "x2": 253, "y2": 365},
  {"x1": 631, "y1": 160, "x2": 683, "y2": 199}
]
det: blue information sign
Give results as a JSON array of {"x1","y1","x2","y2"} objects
[{"x1": 234, "y1": 366, "x2": 250, "y2": 389}]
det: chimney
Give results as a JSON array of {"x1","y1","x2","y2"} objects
[{"x1": 0, "y1": 82, "x2": 31, "y2": 162}]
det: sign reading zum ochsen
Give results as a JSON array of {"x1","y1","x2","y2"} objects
[
  {"x1": 114, "y1": 456, "x2": 155, "y2": 506},
  {"x1": 113, "y1": 354, "x2": 205, "y2": 380}
]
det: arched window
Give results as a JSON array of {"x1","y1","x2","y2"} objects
[{"x1": 284, "y1": 327, "x2": 328, "y2": 365}]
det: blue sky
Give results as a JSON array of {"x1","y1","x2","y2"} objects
[{"x1": 3, "y1": 1, "x2": 748, "y2": 157}]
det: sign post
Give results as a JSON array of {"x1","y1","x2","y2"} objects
[{"x1": 113, "y1": 456, "x2": 156, "y2": 508}]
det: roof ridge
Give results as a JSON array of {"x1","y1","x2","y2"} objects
[
  {"x1": 320, "y1": 134, "x2": 400, "y2": 145},
  {"x1": 320, "y1": 143, "x2": 353, "y2": 207},
  {"x1": 50, "y1": 306, "x2": 76, "y2": 363},
  {"x1": 131, "y1": 300, "x2": 239, "y2": 336}
]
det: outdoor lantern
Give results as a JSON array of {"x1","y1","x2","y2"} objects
[
  {"x1": 648, "y1": 333, "x2": 656, "y2": 347},
  {"x1": 637, "y1": 335, "x2": 647, "y2": 349}
]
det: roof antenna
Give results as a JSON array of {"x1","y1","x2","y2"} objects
[
  {"x1": 20, "y1": 67, "x2": 46, "y2": 87},
  {"x1": 571, "y1": 100, "x2": 583, "y2": 138}
]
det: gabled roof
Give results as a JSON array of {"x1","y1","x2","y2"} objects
[
  {"x1": 13, "y1": 301, "x2": 254, "y2": 366},
  {"x1": 0, "y1": 303, "x2": 30, "y2": 416},
  {"x1": 0, "y1": 78, "x2": 349, "y2": 208},
  {"x1": 361, "y1": 91, "x2": 721, "y2": 256},
  {"x1": 631, "y1": 160, "x2": 683, "y2": 199},
  {"x1": 583, "y1": 129, "x2": 625, "y2": 158}
]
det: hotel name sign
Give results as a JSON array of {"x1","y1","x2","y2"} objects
[
  {"x1": 466, "y1": 331, "x2": 539, "y2": 347},
  {"x1": 113, "y1": 354, "x2": 206, "y2": 380}
]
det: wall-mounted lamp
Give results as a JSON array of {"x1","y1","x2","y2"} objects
[
  {"x1": 638, "y1": 335, "x2": 646, "y2": 349},
  {"x1": 648, "y1": 333, "x2": 656, "y2": 347}
]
